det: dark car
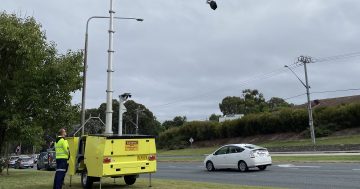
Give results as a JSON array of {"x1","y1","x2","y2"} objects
[
  {"x1": 37, "y1": 151, "x2": 56, "y2": 170},
  {"x1": 15, "y1": 157, "x2": 34, "y2": 169}
]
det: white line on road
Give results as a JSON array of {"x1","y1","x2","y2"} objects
[
  {"x1": 352, "y1": 169, "x2": 360, "y2": 171},
  {"x1": 277, "y1": 164, "x2": 321, "y2": 168}
]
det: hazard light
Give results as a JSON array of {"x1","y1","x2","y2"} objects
[
  {"x1": 103, "y1": 157, "x2": 112, "y2": 164},
  {"x1": 148, "y1": 154, "x2": 156, "y2": 161}
]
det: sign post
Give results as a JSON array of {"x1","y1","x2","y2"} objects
[{"x1": 189, "y1": 137, "x2": 194, "y2": 148}]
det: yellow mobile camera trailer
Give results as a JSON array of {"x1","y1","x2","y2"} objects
[{"x1": 67, "y1": 135, "x2": 157, "y2": 188}]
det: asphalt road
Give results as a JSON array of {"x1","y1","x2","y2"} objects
[{"x1": 152, "y1": 162, "x2": 360, "y2": 189}]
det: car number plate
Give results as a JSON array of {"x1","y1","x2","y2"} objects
[{"x1": 137, "y1": 155, "x2": 147, "y2": 161}]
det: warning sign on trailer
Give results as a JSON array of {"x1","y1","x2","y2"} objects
[{"x1": 125, "y1": 140, "x2": 138, "y2": 151}]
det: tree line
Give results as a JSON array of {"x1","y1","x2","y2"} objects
[{"x1": 158, "y1": 103, "x2": 360, "y2": 149}]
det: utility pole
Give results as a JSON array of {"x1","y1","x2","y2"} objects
[
  {"x1": 285, "y1": 55, "x2": 316, "y2": 146},
  {"x1": 299, "y1": 56, "x2": 316, "y2": 146},
  {"x1": 135, "y1": 106, "x2": 144, "y2": 135}
]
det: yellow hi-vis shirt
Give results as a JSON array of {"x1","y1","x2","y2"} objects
[{"x1": 55, "y1": 137, "x2": 69, "y2": 159}]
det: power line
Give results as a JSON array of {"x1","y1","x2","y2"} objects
[
  {"x1": 312, "y1": 88, "x2": 360, "y2": 94},
  {"x1": 283, "y1": 88, "x2": 360, "y2": 101},
  {"x1": 284, "y1": 93, "x2": 306, "y2": 101},
  {"x1": 312, "y1": 51, "x2": 360, "y2": 63},
  {"x1": 150, "y1": 51, "x2": 360, "y2": 110},
  {"x1": 150, "y1": 63, "x2": 301, "y2": 109}
]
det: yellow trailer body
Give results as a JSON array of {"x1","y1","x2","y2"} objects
[
  {"x1": 67, "y1": 135, "x2": 156, "y2": 178},
  {"x1": 66, "y1": 136, "x2": 80, "y2": 176}
]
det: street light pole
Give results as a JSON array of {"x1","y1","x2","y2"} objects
[
  {"x1": 80, "y1": 15, "x2": 143, "y2": 136},
  {"x1": 285, "y1": 56, "x2": 316, "y2": 145}
]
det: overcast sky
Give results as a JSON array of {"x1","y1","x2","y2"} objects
[{"x1": 2, "y1": 0, "x2": 360, "y2": 121}]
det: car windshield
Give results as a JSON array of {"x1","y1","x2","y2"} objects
[
  {"x1": 21, "y1": 158, "x2": 32, "y2": 161},
  {"x1": 10, "y1": 157, "x2": 18, "y2": 160},
  {"x1": 244, "y1": 144, "x2": 262, "y2": 149}
]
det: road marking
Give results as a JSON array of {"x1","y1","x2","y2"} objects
[
  {"x1": 277, "y1": 164, "x2": 321, "y2": 168},
  {"x1": 352, "y1": 169, "x2": 360, "y2": 171}
]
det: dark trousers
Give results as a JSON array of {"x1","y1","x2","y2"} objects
[{"x1": 53, "y1": 159, "x2": 68, "y2": 189}]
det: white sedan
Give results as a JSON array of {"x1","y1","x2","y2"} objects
[{"x1": 204, "y1": 144, "x2": 272, "y2": 172}]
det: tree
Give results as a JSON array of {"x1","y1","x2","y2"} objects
[
  {"x1": 219, "y1": 96, "x2": 245, "y2": 115},
  {"x1": 219, "y1": 89, "x2": 268, "y2": 115},
  {"x1": 162, "y1": 116, "x2": 187, "y2": 130},
  {"x1": 0, "y1": 13, "x2": 83, "y2": 155},
  {"x1": 242, "y1": 89, "x2": 267, "y2": 114},
  {"x1": 267, "y1": 97, "x2": 291, "y2": 111},
  {"x1": 94, "y1": 100, "x2": 162, "y2": 136},
  {"x1": 209, "y1": 114, "x2": 221, "y2": 122}
]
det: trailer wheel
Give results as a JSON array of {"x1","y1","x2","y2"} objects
[
  {"x1": 124, "y1": 175, "x2": 137, "y2": 185},
  {"x1": 81, "y1": 170, "x2": 93, "y2": 189}
]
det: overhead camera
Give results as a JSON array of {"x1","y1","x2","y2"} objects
[
  {"x1": 120, "y1": 93, "x2": 132, "y2": 100},
  {"x1": 207, "y1": 0, "x2": 217, "y2": 10}
]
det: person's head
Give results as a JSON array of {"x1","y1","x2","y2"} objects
[{"x1": 58, "y1": 128, "x2": 67, "y2": 137}]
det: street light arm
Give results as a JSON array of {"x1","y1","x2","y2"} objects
[
  {"x1": 284, "y1": 65, "x2": 307, "y2": 89},
  {"x1": 86, "y1": 16, "x2": 143, "y2": 34}
]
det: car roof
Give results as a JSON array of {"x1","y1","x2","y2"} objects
[{"x1": 222, "y1": 144, "x2": 265, "y2": 149}]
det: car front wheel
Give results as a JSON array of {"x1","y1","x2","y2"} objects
[
  {"x1": 206, "y1": 161, "x2": 215, "y2": 171},
  {"x1": 238, "y1": 161, "x2": 248, "y2": 172}
]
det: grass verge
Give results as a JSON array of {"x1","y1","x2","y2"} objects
[
  {"x1": 0, "y1": 169, "x2": 278, "y2": 189},
  {"x1": 158, "y1": 155, "x2": 360, "y2": 163},
  {"x1": 260, "y1": 135, "x2": 360, "y2": 147},
  {"x1": 272, "y1": 155, "x2": 360, "y2": 163},
  {"x1": 158, "y1": 134, "x2": 360, "y2": 157}
]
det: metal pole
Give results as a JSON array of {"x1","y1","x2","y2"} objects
[
  {"x1": 69, "y1": 175, "x2": 72, "y2": 187},
  {"x1": 105, "y1": 0, "x2": 115, "y2": 135},
  {"x1": 149, "y1": 173, "x2": 152, "y2": 187},
  {"x1": 136, "y1": 108, "x2": 139, "y2": 135},
  {"x1": 81, "y1": 23, "x2": 89, "y2": 136},
  {"x1": 118, "y1": 97, "x2": 126, "y2": 135},
  {"x1": 303, "y1": 61, "x2": 316, "y2": 145},
  {"x1": 118, "y1": 98, "x2": 121, "y2": 135}
]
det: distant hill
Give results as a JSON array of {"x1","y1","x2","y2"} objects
[{"x1": 296, "y1": 95, "x2": 360, "y2": 108}]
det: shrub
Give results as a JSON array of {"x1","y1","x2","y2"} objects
[{"x1": 157, "y1": 103, "x2": 360, "y2": 149}]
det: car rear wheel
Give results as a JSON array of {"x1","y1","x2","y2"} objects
[
  {"x1": 124, "y1": 175, "x2": 137, "y2": 185},
  {"x1": 258, "y1": 165, "x2": 267, "y2": 171},
  {"x1": 238, "y1": 161, "x2": 248, "y2": 172},
  {"x1": 81, "y1": 170, "x2": 93, "y2": 189},
  {"x1": 206, "y1": 161, "x2": 215, "y2": 171}
]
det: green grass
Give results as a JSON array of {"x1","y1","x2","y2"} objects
[
  {"x1": 158, "y1": 147, "x2": 216, "y2": 156},
  {"x1": 158, "y1": 155, "x2": 360, "y2": 163},
  {"x1": 259, "y1": 135, "x2": 360, "y2": 147},
  {"x1": 0, "y1": 169, "x2": 279, "y2": 189},
  {"x1": 272, "y1": 155, "x2": 360, "y2": 163},
  {"x1": 158, "y1": 134, "x2": 360, "y2": 157},
  {"x1": 157, "y1": 134, "x2": 360, "y2": 163}
]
